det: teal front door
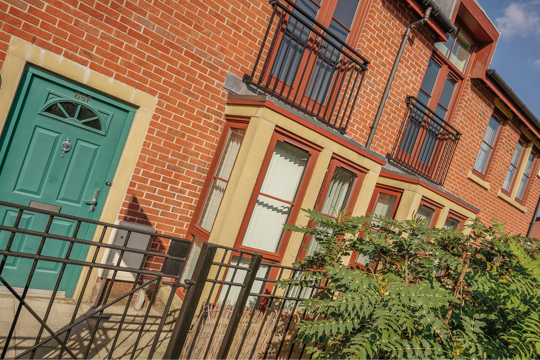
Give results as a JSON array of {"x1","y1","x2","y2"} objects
[{"x1": 0, "y1": 66, "x2": 136, "y2": 297}]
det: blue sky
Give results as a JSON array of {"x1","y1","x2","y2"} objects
[{"x1": 475, "y1": 0, "x2": 540, "y2": 117}]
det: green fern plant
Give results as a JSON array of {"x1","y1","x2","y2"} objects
[{"x1": 283, "y1": 209, "x2": 540, "y2": 359}]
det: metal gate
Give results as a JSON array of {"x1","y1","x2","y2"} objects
[
  {"x1": 0, "y1": 200, "x2": 192, "y2": 359},
  {"x1": 0, "y1": 200, "x2": 323, "y2": 359}
]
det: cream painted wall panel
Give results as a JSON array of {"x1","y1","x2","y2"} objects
[{"x1": 394, "y1": 190, "x2": 423, "y2": 221}]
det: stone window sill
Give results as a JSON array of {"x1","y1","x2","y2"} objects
[
  {"x1": 467, "y1": 171, "x2": 490, "y2": 190},
  {"x1": 497, "y1": 191, "x2": 527, "y2": 213}
]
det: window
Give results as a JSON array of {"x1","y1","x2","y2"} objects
[
  {"x1": 198, "y1": 128, "x2": 246, "y2": 233},
  {"x1": 502, "y1": 140, "x2": 525, "y2": 193},
  {"x1": 217, "y1": 255, "x2": 270, "y2": 308},
  {"x1": 350, "y1": 185, "x2": 403, "y2": 268},
  {"x1": 416, "y1": 198, "x2": 442, "y2": 228},
  {"x1": 400, "y1": 57, "x2": 460, "y2": 169},
  {"x1": 434, "y1": 28, "x2": 473, "y2": 73},
  {"x1": 43, "y1": 101, "x2": 103, "y2": 132},
  {"x1": 443, "y1": 211, "x2": 467, "y2": 231},
  {"x1": 270, "y1": 0, "x2": 362, "y2": 104},
  {"x1": 181, "y1": 120, "x2": 247, "y2": 294},
  {"x1": 416, "y1": 58, "x2": 458, "y2": 120},
  {"x1": 443, "y1": 217, "x2": 460, "y2": 230},
  {"x1": 473, "y1": 116, "x2": 502, "y2": 176},
  {"x1": 401, "y1": 27, "x2": 473, "y2": 163},
  {"x1": 299, "y1": 157, "x2": 366, "y2": 260},
  {"x1": 516, "y1": 150, "x2": 537, "y2": 202},
  {"x1": 179, "y1": 236, "x2": 203, "y2": 285},
  {"x1": 190, "y1": 122, "x2": 247, "y2": 241},
  {"x1": 235, "y1": 131, "x2": 319, "y2": 261}
]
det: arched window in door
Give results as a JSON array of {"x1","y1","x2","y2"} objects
[{"x1": 42, "y1": 101, "x2": 103, "y2": 132}]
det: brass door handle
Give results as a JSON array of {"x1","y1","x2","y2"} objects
[{"x1": 84, "y1": 189, "x2": 100, "y2": 212}]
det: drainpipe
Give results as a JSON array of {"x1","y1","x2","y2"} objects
[{"x1": 365, "y1": 7, "x2": 433, "y2": 149}]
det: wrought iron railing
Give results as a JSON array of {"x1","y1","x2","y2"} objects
[
  {"x1": 0, "y1": 200, "x2": 192, "y2": 359},
  {"x1": 243, "y1": 0, "x2": 370, "y2": 133},
  {"x1": 389, "y1": 96, "x2": 461, "y2": 186}
]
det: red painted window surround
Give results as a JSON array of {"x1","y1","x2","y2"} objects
[{"x1": 233, "y1": 127, "x2": 321, "y2": 263}]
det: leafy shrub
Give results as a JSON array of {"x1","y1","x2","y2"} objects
[{"x1": 284, "y1": 210, "x2": 540, "y2": 359}]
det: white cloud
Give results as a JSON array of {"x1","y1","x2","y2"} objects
[
  {"x1": 535, "y1": 58, "x2": 540, "y2": 67},
  {"x1": 496, "y1": 1, "x2": 540, "y2": 38}
]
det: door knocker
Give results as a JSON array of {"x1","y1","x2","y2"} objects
[{"x1": 61, "y1": 137, "x2": 72, "y2": 158}]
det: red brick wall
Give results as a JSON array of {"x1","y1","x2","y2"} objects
[
  {"x1": 530, "y1": 220, "x2": 540, "y2": 239},
  {"x1": 0, "y1": 0, "x2": 274, "y2": 243},
  {"x1": 346, "y1": 0, "x2": 436, "y2": 155},
  {"x1": 0, "y1": 0, "x2": 538, "y2": 241},
  {"x1": 445, "y1": 78, "x2": 540, "y2": 235}
]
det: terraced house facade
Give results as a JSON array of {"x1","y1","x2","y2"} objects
[{"x1": 1, "y1": 0, "x2": 539, "y2": 306}]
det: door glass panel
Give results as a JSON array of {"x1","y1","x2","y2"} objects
[
  {"x1": 438, "y1": 77, "x2": 457, "y2": 110},
  {"x1": 78, "y1": 106, "x2": 98, "y2": 121},
  {"x1": 43, "y1": 102, "x2": 102, "y2": 131},
  {"x1": 270, "y1": 0, "x2": 320, "y2": 84},
  {"x1": 417, "y1": 204, "x2": 435, "y2": 227},
  {"x1": 416, "y1": 90, "x2": 431, "y2": 108},
  {"x1": 328, "y1": 19, "x2": 349, "y2": 42},
  {"x1": 82, "y1": 119, "x2": 102, "y2": 130},
  {"x1": 435, "y1": 105, "x2": 447, "y2": 119},
  {"x1": 44, "y1": 103, "x2": 66, "y2": 118},
  {"x1": 420, "y1": 59, "x2": 442, "y2": 96},
  {"x1": 60, "y1": 102, "x2": 78, "y2": 118},
  {"x1": 332, "y1": 0, "x2": 360, "y2": 29}
]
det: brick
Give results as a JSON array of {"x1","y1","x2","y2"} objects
[
  {"x1": 3, "y1": 0, "x2": 27, "y2": 10},
  {"x1": 2, "y1": 23, "x2": 34, "y2": 42},
  {"x1": 9, "y1": 6, "x2": 40, "y2": 25}
]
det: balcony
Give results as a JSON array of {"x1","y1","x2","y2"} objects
[
  {"x1": 389, "y1": 96, "x2": 461, "y2": 186},
  {"x1": 243, "y1": 0, "x2": 369, "y2": 134}
]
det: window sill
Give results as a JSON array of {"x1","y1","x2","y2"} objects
[
  {"x1": 497, "y1": 191, "x2": 527, "y2": 213},
  {"x1": 467, "y1": 171, "x2": 490, "y2": 190}
]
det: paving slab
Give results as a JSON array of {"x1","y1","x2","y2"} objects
[{"x1": 0, "y1": 295, "x2": 173, "y2": 359}]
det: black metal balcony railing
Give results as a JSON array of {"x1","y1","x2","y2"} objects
[
  {"x1": 243, "y1": 0, "x2": 370, "y2": 133},
  {"x1": 390, "y1": 96, "x2": 461, "y2": 186}
]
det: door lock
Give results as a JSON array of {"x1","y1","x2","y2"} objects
[{"x1": 84, "y1": 189, "x2": 100, "y2": 212}]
